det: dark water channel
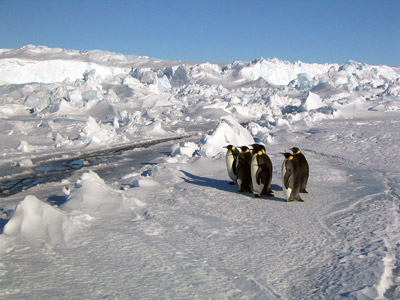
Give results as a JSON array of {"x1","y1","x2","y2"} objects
[{"x1": 0, "y1": 135, "x2": 191, "y2": 198}]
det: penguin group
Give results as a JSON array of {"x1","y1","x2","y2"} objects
[{"x1": 224, "y1": 144, "x2": 309, "y2": 202}]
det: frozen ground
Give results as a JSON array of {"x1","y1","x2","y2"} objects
[{"x1": 0, "y1": 46, "x2": 399, "y2": 299}]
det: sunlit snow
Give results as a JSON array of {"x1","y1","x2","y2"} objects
[{"x1": 0, "y1": 45, "x2": 399, "y2": 299}]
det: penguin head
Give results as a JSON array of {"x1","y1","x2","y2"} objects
[
  {"x1": 250, "y1": 144, "x2": 260, "y2": 153},
  {"x1": 239, "y1": 146, "x2": 250, "y2": 153},
  {"x1": 223, "y1": 145, "x2": 236, "y2": 150},
  {"x1": 281, "y1": 152, "x2": 294, "y2": 160},
  {"x1": 250, "y1": 144, "x2": 266, "y2": 154},
  {"x1": 290, "y1": 147, "x2": 301, "y2": 154},
  {"x1": 259, "y1": 144, "x2": 266, "y2": 153}
]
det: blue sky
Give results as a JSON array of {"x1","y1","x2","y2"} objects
[{"x1": 1, "y1": 0, "x2": 399, "y2": 65}]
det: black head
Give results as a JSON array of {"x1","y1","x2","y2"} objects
[
  {"x1": 281, "y1": 152, "x2": 293, "y2": 159},
  {"x1": 239, "y1": 146, "x2": 250, "y2": 152},
  {"x1": 250, "y1": 144, "x2": 266, "y2": 153},
  {"x1": 250, "y1": 144, "x2": 260, "y2": 152},
  {"x1": 223, "y1": 145, "x2": 236, "y2": 150},
  {"x1": 290, "y1": 147, "x2": 300, "y2": 154}
]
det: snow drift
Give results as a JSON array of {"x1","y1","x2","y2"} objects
[
  {"x1": 3, "y1": 195, "x2": 76, "y2": 246},
  {"x1": 200, "y1": 115, "x2": 254, "y2": 157},
  {"x1": 62, "y1": 171, "x2": 137, "y2": 218}
]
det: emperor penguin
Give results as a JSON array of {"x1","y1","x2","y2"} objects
[
  {"x1": 223, "y1": 145, "x2": 239, "y2": 185},
  {"x1": 290, "y1": 147, "x2": 309, "y2": 193},
  {"x1": 281, "y1": 152, "x2": 303, "y2": 202},
  {"x1": 250, "y1": 144, "x2": 274, "y2": 197},
  {"x1": 236, "y1": 146, "x2": 253, "y2": 193}
]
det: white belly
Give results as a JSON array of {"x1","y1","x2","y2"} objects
[
  {"x1": 237, "y1": 178, "x2": 242, "y2": 190},
  {"x1": 226, "y1": 152, "x2": 236, "y2": 181},
  {"x1": 251, "y1": 155, "x2": 264, "y2": 196},
  {"x1": 282, "y1": 161, "x2": 290, "y2": 200}
]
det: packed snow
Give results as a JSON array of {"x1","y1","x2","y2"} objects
[{"x1": 0, "y1": 45, "x2": 399, "y2": 299}]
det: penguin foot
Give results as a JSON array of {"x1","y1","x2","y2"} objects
[
  {"x1": 254, "y1": 194, "x2": 260, "y2": 198},
  {"x1": 300, "y1": 189, "x2": 308, "y2": 193},
  {"x1": 265, "y1": 192, "x2": 274, "y2": 197},
  {"x1": 229, "y1": 182, "x2": 235, "y2": 185},
  {"x1": 239, "y1": 187, "x2": 252, "y2": 193},
  {"x1": 287, "y1": 198, "x2": 304, "y2": 202}
]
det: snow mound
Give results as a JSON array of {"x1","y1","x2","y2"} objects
[
  {"x1": 0, "y1": 58, "x2": 128, "y2": 84},
  {"x1": 78, "y1": 116, "x2": 121, "y2": 145},
  {"x1": 62, "y1": 171, "x2": 136, "y2": 217},
  {"x1": 296, "y1": 73, "x2": 318, "y2": 90},
  {"x1": 303, "y1": 92, "x2": 325, "y2": 111},
  {"x1": 172, "y1": 142, "x2": 199, "y2": 157},
  {"x1": 18, "y1": 140, "x2": 44, "y2": 153},
  {"x1": 236, "y1": 58, "x2": 335, "y2": 85},
  {"x1": 200, "y1": 115, "x2": 254, "y2": 157},
  {"x1": 130, "y1": 178, "x2": 159, "y2": 188},
  {"x1": 18, "y1": 158, "x2": 33, "y2": 167},
  {"x1": 246, "y1": 122, "x2": 275, "y2": 144},
  {"x1": 142, "y1": 120, "x2": 168, "y2": 136},
  {"x1": 0, "y1": 45, "x2": 150, "y2": 84},
  {"x1": 3, "y1": 195, "x2": 76, "y2": 246},
  {"x1": 168, "y1": 142, "x2": 200, "y2": 163},
  {"x1": 382, "y1": 78, "x2": 400, "y2": 97}
]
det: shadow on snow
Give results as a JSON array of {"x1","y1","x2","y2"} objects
[
  {"x1": 0, "y1": 218, "x2": 7, "y2": 234},
  {"x1": 180, "y1": 170, "x2": 285, "y2": 202}
]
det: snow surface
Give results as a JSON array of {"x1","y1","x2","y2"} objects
[{"x1": 0, "y1": 45, "x2": 400, "y2": 299}]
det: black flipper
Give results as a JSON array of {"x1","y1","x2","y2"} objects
[
  {"x1": 284, "y1": 168, "x2": 291, "y2": 190},
  {"x1": 256, "y1": 166, "x2": 262, "y2": 185}
]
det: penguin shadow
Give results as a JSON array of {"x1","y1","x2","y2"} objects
[
  {"x1": 180, "y1": 170, "x2": 236, "y2": 194},
  {"x1": 271, "y1": 183, "x2": 283, "y2": 191},
  {"x1": 180, "y1": 170, "x2": 285, "y2": 202}
]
